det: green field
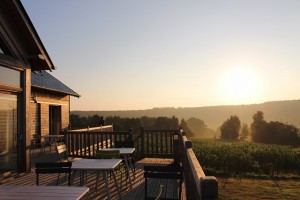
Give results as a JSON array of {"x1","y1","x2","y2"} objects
[
  {"x1": 191, "y1": 139, "x2": 300, "y2": 199},
  {"x1": 191, "y1": 139, "x2": 300, "y2": 176}
]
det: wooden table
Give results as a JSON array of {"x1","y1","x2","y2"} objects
[
  {"x1": 0, "y1": 185, "x2": 89, "y2": 200},
  {"x1": 71, "y1": 159, "x2": 122, "y2": 200},
  {"x1": 101, "y1": 147, "x2": 136, "y2": 186}
]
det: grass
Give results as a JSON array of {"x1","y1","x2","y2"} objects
[{"x1": 218, "y1": 177, "x2": 300, "y2": 200}]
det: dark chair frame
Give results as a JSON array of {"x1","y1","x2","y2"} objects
[
  {"x1": 35, "y1": 162, "x2": 72, "y2": 186},
  {"x1": 144, "y1": 164, "x2": 183, "y2": 200}
]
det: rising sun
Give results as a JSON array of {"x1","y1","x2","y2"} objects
[{"x1": 221, "y1": 67, "x2": 259, "y2": 104}]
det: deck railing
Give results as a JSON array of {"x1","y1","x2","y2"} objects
[
  {"x1": 63, "y1": 129, "x2": 132, "y2": 158},
  {"x1": 136, "y1": 127, "x2": 177, "y2": 159},
  {"x1": 67, "y1": 125, "x2": 113, "y2": 132},
  {"x1": 179, "y1": 130, "x2": 218, "y2": 200},
  {"x1": 64, "y1": 127, "x2": 218, "y2": 199}
]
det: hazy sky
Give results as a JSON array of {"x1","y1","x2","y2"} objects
[{"x1": 21, "y1": 0, "x2": 300, "y2": 111}]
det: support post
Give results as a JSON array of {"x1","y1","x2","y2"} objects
[
  {"x1": 173, "y1": 131, "x2": 180, "y2": 164},
  {"x1": 141, "y1": 127, "x2": 145, "y2": 158},
  {"x1": 200, "y1": 176, "x2": 218, "y2": 200}
]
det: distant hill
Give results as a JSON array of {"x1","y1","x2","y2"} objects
[{"x1": 71, "y1": 99, "x2": 300, "y2": 130}]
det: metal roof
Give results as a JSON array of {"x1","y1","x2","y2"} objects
[{"x1": 31, "y1": 71, "x2": 80, "y2": 97}]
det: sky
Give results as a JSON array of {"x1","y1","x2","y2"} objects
[{"x1": 21, "y1": 0, "x2": 300, "y2": 111}]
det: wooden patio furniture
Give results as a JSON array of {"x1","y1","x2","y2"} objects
[{"x1": 35, "y1": 162, "x2": 72, "y2": 186}]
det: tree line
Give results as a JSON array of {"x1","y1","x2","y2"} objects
[
  {"x1": 70, "y1": 114, "x2": 195, "y2": 137},
  {"x1": 71, "y1": 110, "x2": 300, "y2": 147},
  {"x1": 220, "y1": 111, "x2": 300, "y2": 147}
]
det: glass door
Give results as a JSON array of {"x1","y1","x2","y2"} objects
[{"x1": 0, "y1": 93, "x2": 18, "y2": 173}]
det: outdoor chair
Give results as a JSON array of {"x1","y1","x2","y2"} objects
[
  {"x1": 56, "y1": 143, "x2": 84, "y2": 181},
  {"x1": 56, "y1": 144, "x2": 70, "y2": 162},
  {"x1": 144, "y1": 164, "x2": 183, "y2": 200},
  {"x1": 95, "y1": 149, "x2": 127, "y2": 190},
  {"x1": 114, "y1": 140, "x2": 136, "y2": 171},
  {"x1": 56, "y1": 143, "x2": 81, "y2": 162},
  {"x1": 35, "y1": 162, "x2": 72, "y2": 186}
]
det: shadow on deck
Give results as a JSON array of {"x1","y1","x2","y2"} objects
[{"x1": 1, "y1": 149, "x2": 184, "y2": 200}]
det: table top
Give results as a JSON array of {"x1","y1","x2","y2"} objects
[
  {"x1": 72, "y1": 159, "x2": 122, "y2": 170},
  {"x1": 0, "y1": 185, "x2": 89, "y2": 200},
  {"x1": 101, "y1": 148, "x2": 135, "y2": 155}
]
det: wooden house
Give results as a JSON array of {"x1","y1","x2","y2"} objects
[
  {"x1": 31, "y1": 71, "x2": 80, "y2": 139},
  {"x1": 0, "y1": 0, "x2": 78, "y2": 174}
]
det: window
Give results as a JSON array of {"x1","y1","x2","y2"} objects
[
  {"x1": 0, "y1": 66, "x2": 20, "y2": 88},
  {"x1": 0, "y1": 93, "x2": 18, "y2": 172}
]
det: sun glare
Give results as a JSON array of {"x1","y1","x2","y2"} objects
[{"x1": 221, "y1": 67, "x2": 259, "y2": 104}]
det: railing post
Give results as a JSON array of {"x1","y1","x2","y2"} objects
[
  {"x1": 200, "y1": 176, "x2": 218, "y2": 200},
  {"x1": 173, "y1": 131, "x2": 180, "y2": 164},
  {"x1": 128, "y1": 128, "x2": 133, "y2": 141},
  {"x1": 184, "y1": 140, "x2": 192, "y2": 200},
  {"x1": 141, "y1": 127, "x2": 145, "y2": 158}
]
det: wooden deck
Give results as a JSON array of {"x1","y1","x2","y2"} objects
[{"x1": 0, "y1": 149, "x2": 184, "y2": 200}]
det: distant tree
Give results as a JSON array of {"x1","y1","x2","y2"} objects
[
  {"x1": 141, "y1": 116, "x2": 156, "y2": 129},
  {"x1": 124, "y1": 118, "x2": 142, "y2": 134},
  {"x1": 105, "y1": 116, "x2": 124, "y2": 130},
  {"x1": 186, "y1": 117, "x2": 215, "y2": 138},
  {"x1": 88, "y1": 114, "x2": 102, "y2": 127},
  {"x1": 268, "y1": 121, "x2": 300, "y2": 146},
  {"x1": 186, "y1": 117, "x2": 206, "y2": 133},
  {"x1": 240, "y1": 123, "x2": 250, "y2": 141},
  {"x1": 250, "y1": 111, "x2": 269, "y2": 143},
  {"x1": 180, "y1": 118, "x2": 194, "y2": 137},
  {"x1": 154, "y1": 116, "x2": 179, "y2": 129},
  {"x1": 220, "y1": 115, "x2": 241, "y2": 139}
]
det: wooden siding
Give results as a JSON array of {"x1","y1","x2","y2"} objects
[
  {"x1": 31, "y1": 91, "x2": 71, "y2": 136},
  {"x1": 61, "y1": 102, "x2": 69, "y2": 130},
  {"x1": 40, "y1": 103, "x2": 49, "y2": 136},
  {"x1": 29, "y1": 103, "x2": 39, "y2": 138}
]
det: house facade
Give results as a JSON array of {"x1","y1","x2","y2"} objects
[
  {"x1": 0, "y1": 0, "x2": 78, "y2": 174},
  {"x1": 31, "y1": 71, "x2": 80, "y2": 139}
]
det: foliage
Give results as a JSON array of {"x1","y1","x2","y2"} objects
[
  {"x1": 251, "y1": 111, "x2": 300, "y2": 146},
  {"x1": 179, "y1": 119, "x2": 194, "y2": 137},
  {"x1": 240, "y1": 123, "x2": 250, "y2": 141},
  {"x1": 70, "y1": 114, "x2": 180, "y2": 133},
  {"x1": 220, "y1": 115, "x2": 241, "y2": 139},
  {"x1": 70, "y1": 114, "x2": 103, "y2": 128},
  {"x1": 251, "y1": 111, "x2": 269, "y2": 143},
  {"x1": 186, "y1": 117, "x2": 215, "y2": 138},
  {"x1": 192, "y1": 139, "x2": 300, "y2": 176}
]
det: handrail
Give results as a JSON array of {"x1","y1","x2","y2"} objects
[
  {"x1": 67, "y1": 125, "x2": 113, "y2": 132},
  {"x1": 180, "y1": 131, "x2": 218, "y2": 200}
]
